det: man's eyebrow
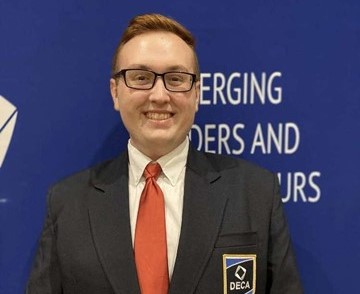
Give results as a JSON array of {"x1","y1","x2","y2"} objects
[
  {"x1": 166, "y1": 65, "x2": 190, "y2": 72},
  {"x1": 124, "y1": 64, "x2": 191, "y2": 72},
  {"x1": 125, "y1": 64, "x2": 151, "y2": 70}
]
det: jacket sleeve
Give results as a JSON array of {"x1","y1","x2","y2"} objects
[
  {"x1": 266, "y1": 174, "x2": 303, "y2": 294},
  {"x1": 26, "y1": 188, "x2": 63, "y2": 294}
]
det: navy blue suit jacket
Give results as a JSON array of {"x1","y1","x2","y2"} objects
[{"x1": 27, "y1": 146, "x2": 303, "y2": 293}]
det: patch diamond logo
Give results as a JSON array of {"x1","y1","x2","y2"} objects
[
  {"x1": 223, "y1": 254, "x2": 256, "y2": 294},
  {"x1": 235, "y1": 265, "x2": 246, "y2": 281},
  {"x1": 0, "y1": 95, "x2": 18, "y2": 168}
]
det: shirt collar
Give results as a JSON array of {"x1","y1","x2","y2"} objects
[{"x1": 128, "y1": 138, "x2": 189, "y2": 186}]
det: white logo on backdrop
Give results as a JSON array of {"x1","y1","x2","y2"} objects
[{"x1": 0, "y1": 95, "x2": 18, "y2": 168}]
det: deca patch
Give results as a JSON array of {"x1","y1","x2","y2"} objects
[{"x1": 223, "y1": 254, "x2": 256, "y2": 294}]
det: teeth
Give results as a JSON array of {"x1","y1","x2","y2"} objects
[{"x1": 146, "y1": 112, "x2": 171, "y2": 120}]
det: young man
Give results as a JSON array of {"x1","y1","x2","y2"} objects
[{"x1": 27, "y1": 13, "x2": 303, "y2": 294}]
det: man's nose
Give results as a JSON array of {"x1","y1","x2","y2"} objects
[{"x1": 149, "y1": 77, "x2": 170, "y2": 103}]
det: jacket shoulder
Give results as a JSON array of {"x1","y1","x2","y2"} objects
[
  {"x1": 47, "y1": 154, "x2": 125, "y2": 209},
  {"x1": 201, "y1": 151, "x2": 274, "y2": 179}
]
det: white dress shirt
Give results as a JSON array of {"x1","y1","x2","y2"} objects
[{"x1": 128, "y1": 138, "x2": 189, "y2": 279}]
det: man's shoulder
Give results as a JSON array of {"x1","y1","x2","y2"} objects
[
  {"x1": 51, "y1": 159, "x2": 112, "y2": 189},
  {"x1": 50, "y1": 166, "x2": 92, "y2": 193},
  {"x1": 48, "y1": 153, "x2": 127, "y2": 202},
  {"x1": 193, "y1": 148, "x2": 274, "y2": 179},
  {"x1": 191, "y1": 150, "x2": 277, "y2": 206}
]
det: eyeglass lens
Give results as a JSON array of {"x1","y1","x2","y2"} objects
[{"x1": 125, "y1": 70, "x2": 193, "y2": 92}]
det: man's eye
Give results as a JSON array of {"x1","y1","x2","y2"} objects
[
  {"x1": 167, "y1": 74, "x2": 185, "y2": 83},
  {"x1": 134, "y1": 75, "x2": 149, "y2": 81},
  {"x1": 130, "y1": 74, "x2": 153, "y2": 85}
]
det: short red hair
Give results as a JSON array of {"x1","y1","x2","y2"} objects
[{"x1": 111, "y1": 13, "x2": 199, "y2": 79}]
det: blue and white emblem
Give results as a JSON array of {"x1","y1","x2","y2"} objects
[
  {"x1": 0, "y1": 95, "x2": 18, "y2": 168},
  {"x1": 223, "y1": 254, "x2": 256, "y2": 294}
]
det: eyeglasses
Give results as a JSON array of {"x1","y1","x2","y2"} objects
[{"x1": 112, "y1": 69, "x2": 197, "y2": 92}]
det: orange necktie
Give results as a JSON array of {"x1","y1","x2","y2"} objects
[{"x1": 135, "y1": 162, "x2": 169, "y2": 294}]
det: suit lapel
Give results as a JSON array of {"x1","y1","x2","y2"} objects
[
  {"x1": 87, "y1": 153, "x2": 140, "y2": 294},
  {"x1": 85, "y1": 147, "x2": 230, "y2": 294},
  {"x1": 169, "y1": 147, "x2": 229, "y2": 294}
]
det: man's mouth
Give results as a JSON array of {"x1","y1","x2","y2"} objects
[{"x1": 145, "y1": 112, "x2": 173, "y2": 120}]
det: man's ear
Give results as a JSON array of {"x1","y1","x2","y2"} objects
[
  {"x1": 110, "y1": 78, "x2": 120, "y2": 111},
  {"x1": 195, "y1": 80, "x2": 200, "y2": 112}
]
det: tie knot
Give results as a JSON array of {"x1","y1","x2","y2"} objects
[{"x1": 144, "y1": 162, "x2": 162, "y2": 180}]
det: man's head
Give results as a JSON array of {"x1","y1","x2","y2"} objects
[
  {"x1": 110, "y1": 14, "x2": 200, "y2": 160},
  {"x1": 111, "y1": 13, "x2": 200, "y2": 79}
]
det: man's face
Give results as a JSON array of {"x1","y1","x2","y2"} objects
[{"x1": 110, "y1": 32, "x2": 199, "y2": 159}]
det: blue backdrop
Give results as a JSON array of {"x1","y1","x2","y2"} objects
[{"x1": 1, "y1": 1, "x2": 359, "y2": 293}]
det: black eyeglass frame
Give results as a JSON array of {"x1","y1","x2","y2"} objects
[{"x1": 112, "y1": 69, "x2": 197, "y2": 92}]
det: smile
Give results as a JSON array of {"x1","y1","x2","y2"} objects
[{"x1": 145, "y1": 112, "x2": 173, "y2": 120}]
